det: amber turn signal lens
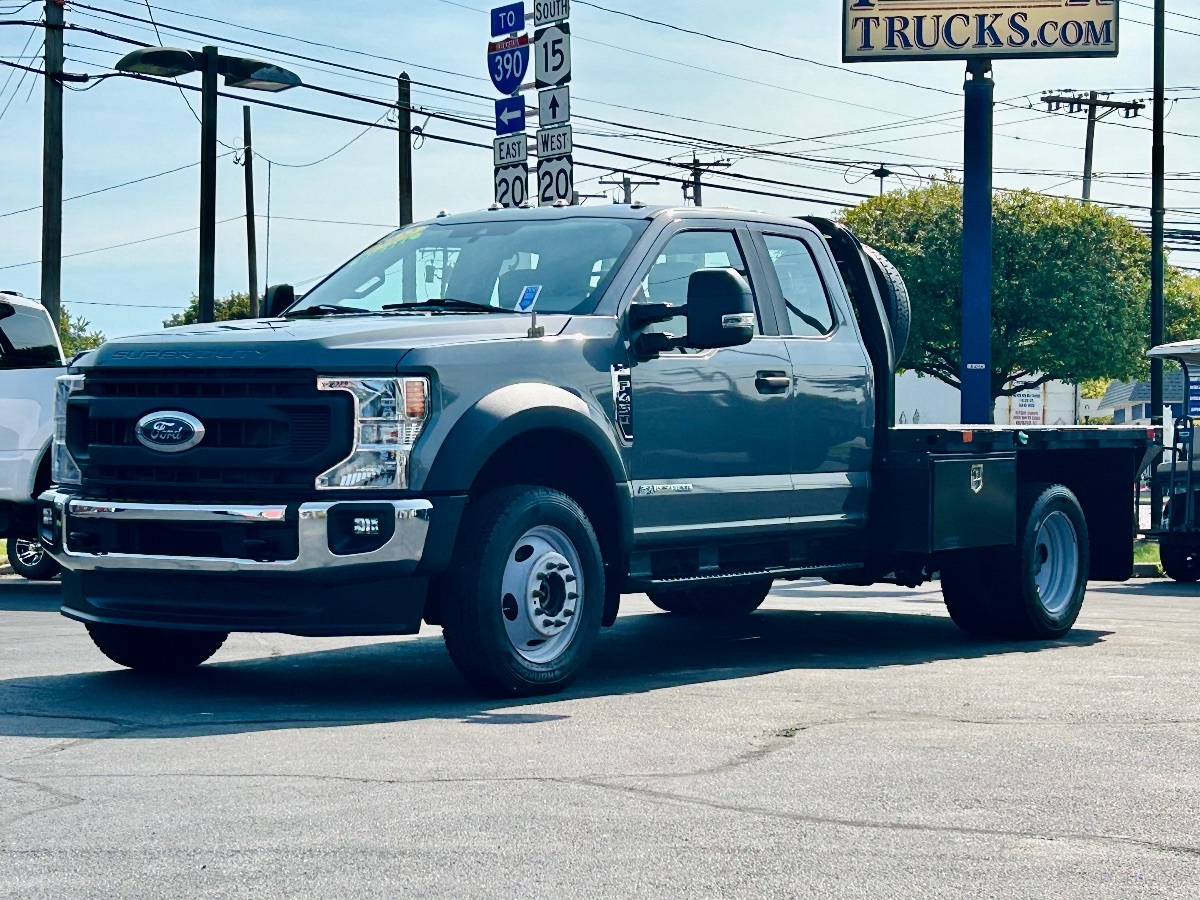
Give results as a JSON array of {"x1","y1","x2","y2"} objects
[{"x1": 404, "y1": 378, "x2": 427, "y2": 419}]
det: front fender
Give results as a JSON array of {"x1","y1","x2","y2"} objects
[{"x1": 420, "y1": 383, "x2": 628, "y2": 494}]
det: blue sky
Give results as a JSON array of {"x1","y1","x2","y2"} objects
[{"x1": 0, "y1": 0, "x2": 1196, "y2": 339}]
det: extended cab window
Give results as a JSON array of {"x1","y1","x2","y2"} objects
[
  {"x1": 762, "y1": 234, "x2": 835, "y2": 337},
  {"x1": 295, "y1": 218, "x2": 648, "y2": 316},
  {"x1": 0, "y1": 304, "x2": 62, "y2": 369},
  {"x1": 637, "y1": 230, "x2": 761, "y2": 335}
]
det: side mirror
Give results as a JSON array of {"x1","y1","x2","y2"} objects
[
  {"x1": 685, "y1": 268, "x2": 755, "y2": 350},
  {"x1": 0, "y1": 301, "x2": 14, "y2": 322},
  {"x1": 262, "y1": 284, "x2": 295, "y2": 318}
]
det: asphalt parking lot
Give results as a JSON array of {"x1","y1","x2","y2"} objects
[{"x1": 1, "y1": 574, "x2": 1197, "y2": 899}]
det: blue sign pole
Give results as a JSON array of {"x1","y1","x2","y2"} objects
[{"x1": 960, "y1": 58, "x2": 994, "y2": 425}]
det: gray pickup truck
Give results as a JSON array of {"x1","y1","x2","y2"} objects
[{"x1": 39, "y1": 205, "x2": 1157, "y2": 695}]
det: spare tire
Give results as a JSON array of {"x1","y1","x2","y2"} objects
[{"x1": 861, "y1": 245, "x2": 911, "y2": 367}]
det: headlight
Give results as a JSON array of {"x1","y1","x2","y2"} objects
[
  {"x1": 52, "y1": 374, "x2": 85, "y2": 486},
  {"x1": 316, "y1": 377, "x2": 429, "y2": 489}
]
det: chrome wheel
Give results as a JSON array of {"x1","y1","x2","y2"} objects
[
  {"x1": 12, "y1": 538, "x2": 44, "y2": 568},
  {"x1": 500, "y1": 525, "x2": 583, "y2": 665},
  {"x1": 1032, "y1": 510, "x2": 1079, "y2": 617}
]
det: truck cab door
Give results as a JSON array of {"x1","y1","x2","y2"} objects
[
  {"x1": 626, "y1": 225, "x2": 794, "y2": 544},
  {"x1": 750, "y1": 227, "x2": 873, "y2": 532}
]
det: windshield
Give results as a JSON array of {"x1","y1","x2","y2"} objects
[{"x1": 294, "y1": 217, "x2": 649, "y2": 316}]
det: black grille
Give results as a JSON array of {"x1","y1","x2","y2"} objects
[{"x1": 69, "y1": 369, "x2": 353, "y2": 500}]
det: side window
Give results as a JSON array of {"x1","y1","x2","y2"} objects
[
  {"x1": 0, "y1": 305, "x2": 61, "y2": 369},
  {"x1": 763, "y1": 234, "x2": 835, "y2": 337},
  {"x1": 638, "y1": 230, "x2": 760, "y2": 335}
]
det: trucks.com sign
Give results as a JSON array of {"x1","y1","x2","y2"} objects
[{"x1": 843, "y1": 0, "x2": 1119, "y2": 62}]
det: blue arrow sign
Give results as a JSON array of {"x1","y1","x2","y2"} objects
[
  {"x1": 491, "y1": 2, "x2": 525, "y2": 37},
  {"x1": 495, "y1": 97, "x2": 526, "y2": 135},
  {"x1": 488, "y1": 34, "x2": 529, "y2": 96}
]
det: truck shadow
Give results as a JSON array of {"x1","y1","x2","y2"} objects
[{"x1": 0, "y1": 597, "x2": 1108, "y2": 741}]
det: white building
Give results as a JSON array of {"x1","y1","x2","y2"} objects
[{"x1": 894, "y1": 371, "x2": 1088, "y2": 426}]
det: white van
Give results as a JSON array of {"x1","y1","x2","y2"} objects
[{"x1": 0, "y1": 292, "x2": 65, "y2": 580}]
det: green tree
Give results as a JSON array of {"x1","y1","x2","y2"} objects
[
  {"x1": 57, "y1": 306, "x2": 105, "y2": 357},
  {"x1": 164, "y1": 291, "x2": 253, "y2": 328},
  {"x1": 841, "y1": 182, "x2": 1151, "y2": 409}
]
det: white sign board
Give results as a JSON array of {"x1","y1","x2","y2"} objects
[
  {"x1": 537, "y1": 154, "x2": 573, "y2": 204},
  {"x1": 1011, "y1": 387, "x2": 1044, "y2": 426},
  {"x1": 537, "y1": 124, "x2": 572, "y2": 158},
  {"x1": 538, "y1": 85, "x2": 570, "y2": 127},
  {"x1": 535, "y1": 23, "x2": 572, "y2": 88},
  {"x1": 495, "y1": 164, "x2": 529, "y2": 208},
  {"x1": 533, "y1": 0, "x2": 569, "y2": 28},
  {"x1": 494, "y1": 134, "x2": 527, "y2": 167},
  {"x1": 842, "y1": 0, "x2": 1119, "y2": 62}
]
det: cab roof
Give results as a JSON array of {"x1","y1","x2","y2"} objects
[{"x1": 415, "y1": 203, "x2": 826, "y2": 234}]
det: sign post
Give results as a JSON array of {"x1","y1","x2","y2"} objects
[{"x1": 841, "y1": 1, "x2": 1120, "y2": 424}]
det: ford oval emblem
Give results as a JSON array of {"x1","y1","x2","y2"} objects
[{"x1": 135, "y1": 411, "x2": 205, "y2": 453}]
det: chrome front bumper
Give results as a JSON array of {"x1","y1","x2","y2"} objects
[{"x1": 38, "y1": 490, "x2": 432, "y2": 575}]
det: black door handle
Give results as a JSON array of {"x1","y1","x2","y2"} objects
[{"x1": 755, "y1": 371, "x2": 791, "y2": 395}]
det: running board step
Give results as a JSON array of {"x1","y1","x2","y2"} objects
[{"x1": 634, "y1": 562, "x2": 863, "y2": 591}]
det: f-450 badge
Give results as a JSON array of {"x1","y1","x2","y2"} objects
[{"x1": 611, "y1": 365, "x2": 633, "y2": 443}]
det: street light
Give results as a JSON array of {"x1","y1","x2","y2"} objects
[{"x1": 116, "y1": 46, "x2": 301, "y2": 323}]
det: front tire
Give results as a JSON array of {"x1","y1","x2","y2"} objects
[
  {"x1": 7, "y1": 536, "x2": 60, "y2": 581},
  {"x1": 647, "y1": 579, "x2": 772, "y2": 617},
  {"x1": 86, "y1": 623, "x2": 227, "y2": 671},
  {"x1": 442, "y1": 486, "x2": 605, "y2": 696},
  {"x1": 1160, "y1": 539, "x2": 1200, "y2": 583}
]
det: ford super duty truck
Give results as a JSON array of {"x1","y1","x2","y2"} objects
[{"x1": 38, "y1": 205, "x2": 1158, "y2": 695}]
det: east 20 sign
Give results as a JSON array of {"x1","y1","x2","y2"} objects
[{"x1": 843, "y1": 0, "x2": 1118, "y2": 62}]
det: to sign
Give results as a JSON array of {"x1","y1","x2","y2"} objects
[
  {"x1": 494, "y1": 96, "x2": 526, "y2": 135},
  {"x1": 490, "y1": 2, "x2": 525, "y2": 37},
  {"x1": 842, "y1": 1, "x2": 1119, "y2": 62},
  {"x1": 537, "y1": 124, "x2": 572, "y2": 158},
  {"x1": 494, "y1": 134, "x2": 527, "y2": 167},
  {"x1": 488, "y1": 34, "x2": 530, "y2": 95},
  {"x1": 533, "y1": 0, "x2": 569, "y2": 28},
  {"x1": 537, "y1": 154, "x2": 573, "y2": 204},
  {"x1": 534, "y1": 23, "x2": 571, "y2": 88},
  {"x1": 538, "y1": 85, "x2": 569, "y2": 126},
  {"x1": 495, "y1": 164, "x2": 529, "y2": 208}
]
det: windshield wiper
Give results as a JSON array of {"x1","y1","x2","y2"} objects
[
  {"x1": 284, "y1": 304, "x2": 372, "y2": 318},
  {"x1": 383, "y1": 298, "x2": 517, "y2": 315}
]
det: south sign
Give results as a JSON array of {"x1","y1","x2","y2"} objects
[{"x1": 843, "y1": 0, "x2": 1119, "y2": 62}]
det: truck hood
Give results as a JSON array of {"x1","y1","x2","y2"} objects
[{"x1": 83, "y1": 313, "x2": 572, "y2": 372}]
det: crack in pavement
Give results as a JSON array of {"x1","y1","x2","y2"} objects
[{"x1": 0, "y1": 774, "x2": 84, "y2": 845}]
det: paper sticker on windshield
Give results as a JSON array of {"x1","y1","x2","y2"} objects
[{"x1": 516, "y1": 285, "x2": 542, "y2": 312}]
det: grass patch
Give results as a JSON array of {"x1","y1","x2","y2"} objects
[{"x1": 1134, "y1": 540, "x2": 1161, "y2": 565}]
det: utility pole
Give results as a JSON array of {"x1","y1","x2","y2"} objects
[
  {"x1": 242, "y1": 106, "x2": 259, "y2": 317},
  {"x1": 870, "y1": 164, "x2": 893, "y2": 197},
  {"x1": 198, "y1": 45, "x2": 219, "y2": 324},
  {"x1": 960, "y1": 59, "x2": 994, "y2": 425},
  {"x1": 39, "y1": 0, "x2": 65, "y2": 328},
  {"x1": 600, "y1": 172, "x2": 658, "y2": 204},
  {"x1": 397, "y1": 72, "x2": 413, "y2": 227},
  {"x1": 1042, "y1": 93, "x2": 1144, "y2": 204},
  {"x1": 1151, "y1": 0, "x2": 1167, "y2": 521},
  {"x1": 683, "y1": 155, "x2": 730, "y2": 207}
]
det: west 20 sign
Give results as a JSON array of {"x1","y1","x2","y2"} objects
[{"x1": 843, "y1": 0, "x2": 1118, "y2": 62}]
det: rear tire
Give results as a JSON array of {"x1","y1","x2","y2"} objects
[
  {"x1": 86, "y1": 623, "x2": 227, "y2": 671},
  {"x1": 942, "y1": 483, "x2": 1089, "y2": 640},
  {"x1": 6, "y1": 536, "x2": 60, "y2": 581},
  {"x1": 1160, "y1": 539, "x2": 1200, "y2": 583},
  {"x1": 441, "y1": 486, "x2": 605, "y2": 697},
  {"x1": 647, "y1": 579, "x2": 772, "y2": 617}
]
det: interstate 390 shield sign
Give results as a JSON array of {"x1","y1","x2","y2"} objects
[{"x1": 843, "y1": 0, "x2": 1119, "y2": 62}]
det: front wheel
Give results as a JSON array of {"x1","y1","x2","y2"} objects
[
  {"x1": 441, "y1": 486, "x2": 605, "y2": 696},
  {"x1": 1160, "y1": 539, "x2": 1200, "y2": 583},
  {"x1": 86, "y1": 623, "x2": 227, "y2": 671},
  {"x1": 647, "y1": 579, "x2": 772, "y2": 617},
  {"x1": 6, "y1": 536, "x2": 61, "y2": 581}
]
